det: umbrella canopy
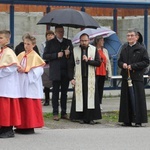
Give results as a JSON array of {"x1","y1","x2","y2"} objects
[
  {"x1": 72, "y1": 26, "x2": 115, "y2": 44},
  {"x1": 104, "y1": 33, "x2": 122, "y2": 57},
  {"x1": 37, "y1": 8, "x2": 100, "y2": 29},
  {"x1": 72, "y1": 27, "x2": 122, "y2": 57}
]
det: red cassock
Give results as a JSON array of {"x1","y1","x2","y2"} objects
[
  {"x1": 16, "y1": 98, "x2": 44, "y2": 128},
  {"x1": 0, "y1": 97, "x2": 21, "y2": 126}
]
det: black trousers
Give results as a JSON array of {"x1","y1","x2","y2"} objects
[
  {"x1": 96, "y1": 75, "x2": 106, "y2": 104},
  {"x1": 43, "y1": 87, "x2": 50, "y2": 100},
  {"x1": 52, "y1": 75, "x2": 69, "y2": 116}
]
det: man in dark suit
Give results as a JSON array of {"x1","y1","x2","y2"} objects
[{"x1": 43, "y1": 25, "x2": 73, "y2": 121}]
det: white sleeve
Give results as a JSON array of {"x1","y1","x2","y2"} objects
[
  {"x1": 0, "y1": 65, "x2": 18, "y2": 78},
  {"x1": 28, "y1": 67, "x2": 44, "y2": 83}
]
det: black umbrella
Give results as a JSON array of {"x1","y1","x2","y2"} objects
[
  {"x1": 127, "y1": 69, "x2": 136, "y2": 119},
  {"x1": 37, "y1": 8, "x2": 100, "y2": 29}
]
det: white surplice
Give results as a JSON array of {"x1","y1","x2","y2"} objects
[
  {"x1": 0, "y1": 64, "x2": 21, "y2": 98},
  {"x1": 18, "y1": 67, "x2": 44, "y2": 99}
]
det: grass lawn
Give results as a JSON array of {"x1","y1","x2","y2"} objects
[{"x1": 43, "y1": 110, "x2": 150, "y2": 129}]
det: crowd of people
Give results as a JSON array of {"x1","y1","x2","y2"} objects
[{"x1": 0, "y1": 27, "x2": 149, "y2": 138}]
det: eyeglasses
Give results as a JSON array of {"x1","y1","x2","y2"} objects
[{"x1": 127, "y1": 34, "x2": 136, "y2": 37}]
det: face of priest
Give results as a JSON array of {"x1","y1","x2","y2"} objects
[
  {"x1": 80, "y1": 34, "x2": 90, "y2": 49},
  {"x1": 126, "y1": 31, "x2": 138, "y2": 45},
  {"x1": 0, "y1": 34, "x2": 9, "y2": 47},
  {"x1": 24, "y1": 39, "x2": 35, "y2": 53}
]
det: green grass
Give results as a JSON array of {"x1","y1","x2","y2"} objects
[
  {"x1": 102, "y1": 111, "x2": 119, "y2": 122},
  {"x1": 44, "y1": 112, "x2": 53, "y2": 118},
  {"x1": 44, "y1": 110, "x2": 150, "y2": 124},
  {"x1": 43, "y1": 111, "x2": 119, "y2": 122}
]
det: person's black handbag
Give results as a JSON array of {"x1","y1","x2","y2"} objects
[{"x1": 42, "y1": 64, "x2": 52, "y2": 88}]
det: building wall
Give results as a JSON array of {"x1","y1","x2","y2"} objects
[
  {"x1": 1, "y1": 4, "x2": 150, "y2": 17},
  {"x1": 0, "y1": 12, "x2": 149, "y2": 54}
]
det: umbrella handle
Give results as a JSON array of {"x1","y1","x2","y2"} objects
[
  {"x1": 128, "y1": 68, "x2": 130, "y2": 78},
  {"x1": 127, "y1": 68, "x2": 133, "y2": 86}
]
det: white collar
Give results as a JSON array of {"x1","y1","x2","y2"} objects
[
  {"x1": 129, "y1": 42, "x2": 136, "y2": 47},
  {"x1": 57, "y1": 38, "x2": 63, "y2": 43}
]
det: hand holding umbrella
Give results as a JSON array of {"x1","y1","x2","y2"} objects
[
  {"x1": 64, "y1": 46, "x2": 70, "y2": 59},
  {"x1": 58, "y1": 51, "x2": 64, "y2": 58}
]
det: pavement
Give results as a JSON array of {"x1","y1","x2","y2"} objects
[{"x1": 1, "y1": 89, "x2": 150, "y2": 150}]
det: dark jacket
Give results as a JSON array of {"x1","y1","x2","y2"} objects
[
  {"x1": 118, "y1": 43, "x2": 149, "y2": 81},
  {"x1": 118, "y1": 42, "x2": 149, "y2": 124},
  {"x1": 15, "y1": 42, "x2": 40, "y2": 56},
  {"x1": 43, "y1": 37, "x2": 73, "y2": 81}
]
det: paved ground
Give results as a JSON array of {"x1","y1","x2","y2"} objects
[
  {"x1": 1, "y1": 127, "x2": 150, "y2": 150},
  {"x1": 1, "y1": 89, "x2": 150, "y2": 150}
]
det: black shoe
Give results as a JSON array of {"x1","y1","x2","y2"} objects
[
  {"x1": 14, "y1": 129, "x2": 23, "y2": 134},
  {"x1": 53, "y1": 115, "x2": 59, "y2": 121},
  {"x1": 83, "y1": 120, "x2": 96, "y2": 125},
  {"x1": 14, "y1": 128, "x2": 35, "y2": 134},
  {"x1": 83, "y1": 120, "x2": 90, "y2": 124},
  {"x1": 121, "y1": 123, "x2": 132, "y2": 127},
  {"x1": 135, "y1": 123, "x2": 142, "y2": 127},
  {"x1": 0, "y1": 130, "x2": 14, "y2": 138},
  {"x1": 0, "y1": 128, "x2": 3, "y2": 134},
  {"x1": 79, "y1": 120, "x2": 85, "y2": 124},
  {"x1": 43, "y1": 101, "x2": 49, "y2": 106},
  {"x1": 61, "y1": 114, "x2": 69, "y2": 120},
  {"x1": 89, "y1": 120, "x2": 96, "y2": 125}
]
